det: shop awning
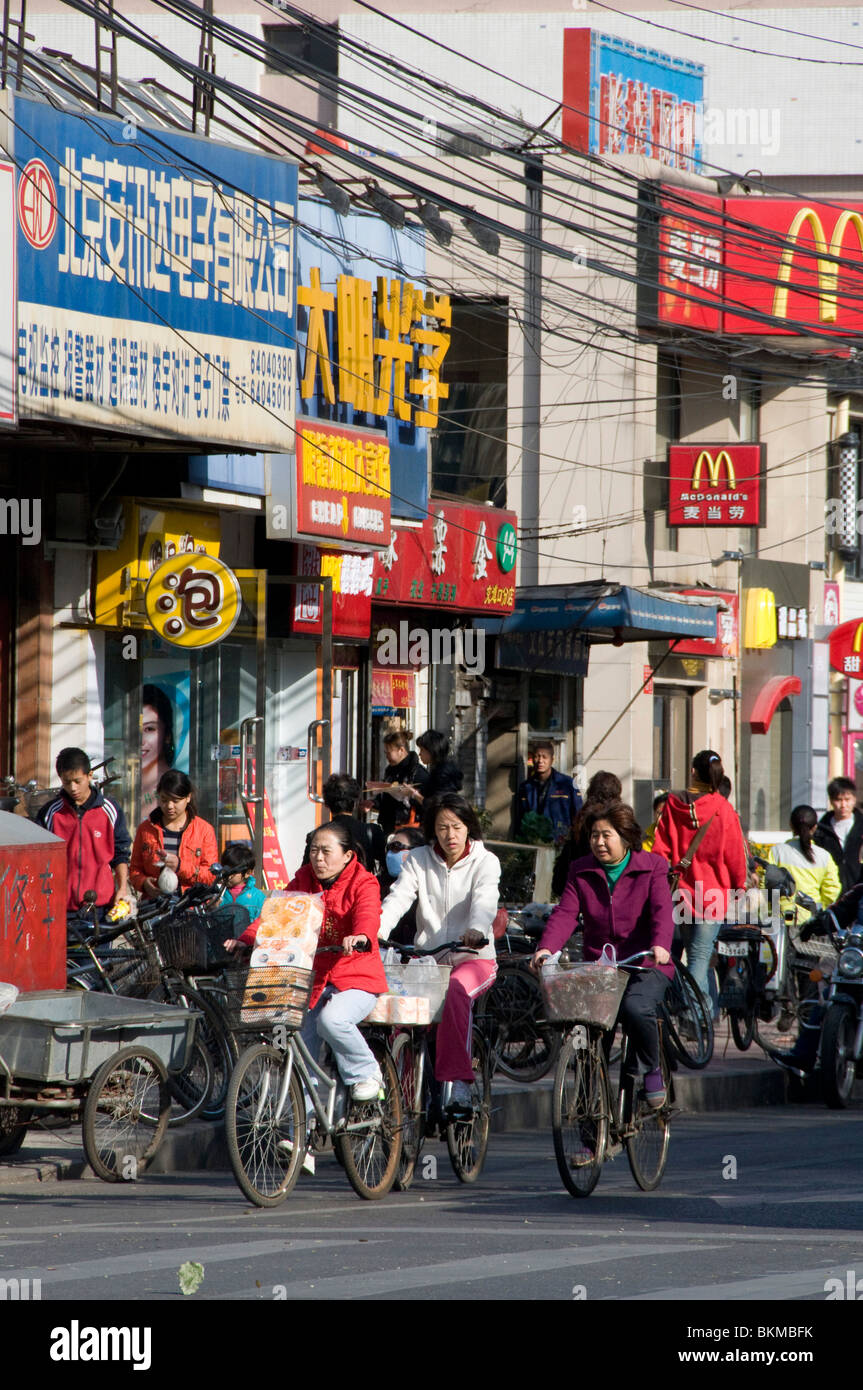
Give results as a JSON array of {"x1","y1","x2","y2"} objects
[
  {"x1": 749, "y1": 675, "x2": 802, "y2": 734},
  {"x1": 495, "y1": 583, "x2": 720, "y2": 644}
]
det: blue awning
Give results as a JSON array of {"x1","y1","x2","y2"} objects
[{"x1": 499, "y1": 584, "x2": 719, "y2": 644}]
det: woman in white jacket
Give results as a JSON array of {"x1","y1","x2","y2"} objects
[{"x1": 379, "y1": 793, "x2": 500, "y2": 1112}]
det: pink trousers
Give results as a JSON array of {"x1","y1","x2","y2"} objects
[{"x1": 435, "y1": 958, "x2": 498, "y2": 1082}]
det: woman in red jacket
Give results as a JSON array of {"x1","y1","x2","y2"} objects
[
  {"x1": 651, "y1": 749, "x2": 748, "y2": 1009},
  {"x1": 232, "y1": 821, "x2": 387, "y2": 1101},
  {"x1": 130, "y1": 771, "x2": 218, "y2": 898}
]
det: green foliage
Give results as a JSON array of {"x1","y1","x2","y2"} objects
[{"x1": 516, "y1": 811, "x2": 554, "y2": 845}]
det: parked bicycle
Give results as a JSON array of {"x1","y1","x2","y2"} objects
[
  {"x1": 659, "y1": 957, "x2": 714, "y2": 1070},
  {"x1": 385, "y1": 938, "x2": 492, "y2": 1189},
  {"x1": 474, "y1": 909, "x2": 560, "y2": 1083},
  {"x1": 224, "y1": 945, "x2": 403, "y2": 1207},
  {"x1": 541, "y1": 951, "x2": 673, "y2": 1198}
]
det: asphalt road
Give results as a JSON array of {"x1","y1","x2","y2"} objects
[{"x1": 2, "y1": 1104, "x2": 863, "y2": 1310}]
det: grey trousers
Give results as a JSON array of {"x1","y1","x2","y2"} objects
[{"x1": 300, "y1": 984, "x2": 380, "y2": 1086}]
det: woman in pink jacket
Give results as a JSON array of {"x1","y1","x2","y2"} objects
[{"x1": 651, "y1": 749, "x2": 748, "y2": 1009}]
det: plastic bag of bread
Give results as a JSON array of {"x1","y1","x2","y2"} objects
[{"x1": 255, "y1": 892, "x2": 324, "y2": 958}]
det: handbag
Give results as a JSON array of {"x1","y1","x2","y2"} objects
[{"x1": 667, "y1": 810, "x2": 716, "y2": 894}]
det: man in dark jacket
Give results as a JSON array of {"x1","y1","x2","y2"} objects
[
  {"x1": 303, "y1": 773, "x2": 386, "y2": 874},
  {"x1": 36, "y1": 748, "x2": 132, "y2": 917},
  {"x1": 515, "y1": 740, "x2": 581, "y2": 845},
  {"x1": 814, "y1": 777, "x2": 863, "y2": 894}
]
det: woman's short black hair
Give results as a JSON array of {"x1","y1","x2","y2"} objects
[
  {"x1": 423, "y1": 792, "x2": 483, "y2": 844},
  {"x1": 322, "y1": 773, "x2": 361, "y2": 815},
  {"x1": 387, "y1": 825, "x2": 426, "y2": 851},
  {"x1": 416, "y1": 729, "x2": 449, "y2": 766},
  {"x1": 156, "y1": 769, "x2": 197, "y2": 819}
]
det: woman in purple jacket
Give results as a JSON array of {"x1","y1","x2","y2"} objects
[{"x1": 532, "y1": 801, "x2": 674, "y2": 1108}]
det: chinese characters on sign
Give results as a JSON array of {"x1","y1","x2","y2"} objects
[
  {"x1": 371, "y1": 504, "x2": 518, "y2": 615},
  {"x1": 145, "y1": 552, "x2": 243, "y2": 649},
  {"x1": 668, "y1": 445, "x2": 763, "y2": 527},
  {"x1": 828, "y1": 618, "x2": 863, "y2": 676},
  {"x1": 776, "y1": 606, "x2": 808, "y2": 640},
  {"x1": 296, "y1": 420, "x2": 392, "y2": 544},
  {"x1": 670, "y1": 591, "x2": 739, "y2": 660},
  {"x1": 298, "y1": 268, "x2": 451, "y2": 428},
  {"x1": 291, "y1": 542, "x2": 374, "y2": 639},
  {"x1": 656, "y1": 191, "x2": 724, "y2": 332}
]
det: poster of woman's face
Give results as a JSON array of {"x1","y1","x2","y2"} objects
[{"x1": 141, "y1": 672, "x2": 190, "y2": 814}]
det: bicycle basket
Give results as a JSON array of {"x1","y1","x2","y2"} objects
[
  {"x1": 222, "y1": 965, "x2": 313, "y2": 1032},
  {"x1": 156, "y1": 914, "x2": 210, "y2": 972},
  {"x1": 539, "y1": 960, "x2": 627, "y2": 1029}
]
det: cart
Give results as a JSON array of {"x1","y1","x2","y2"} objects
[{"x1": 0, "y1": 983, "x2": 198, "y2": 1182}]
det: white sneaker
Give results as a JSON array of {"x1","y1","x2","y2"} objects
[
  {"x1": 276, "y1": 1138, "x2": 315, "y2": 1175},
  {"x1": 351, "y1": 1070, "x2": 382, "y2": 1102}
]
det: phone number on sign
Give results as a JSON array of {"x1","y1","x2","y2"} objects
[{"x1": 243, "y1": 348, "x2": 294, "y2": 414}]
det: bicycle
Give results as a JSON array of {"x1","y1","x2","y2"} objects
[
  {"x1": 542, "y1": 951, "x2": 673, "y2": 1198},
  {"x1": 660, "y1": 957, "x2": 714, "y2": 1069},
  {"x1": 384, "y1": 939, "x2": 492, "y2": 1190},
  {"x1": 475, "y1": 911, "x2": 561, "y2": 1083},
  {"x1": 223, "y1": 945, "x2": 403, "y2": 1207}
]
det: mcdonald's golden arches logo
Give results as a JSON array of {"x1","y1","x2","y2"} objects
[
  {"x1": 772, "y1": 207, "x2": 863, "y2": 324},
  {"x1": 691, "y1": 449, "x2": 736, "y2": 489}
]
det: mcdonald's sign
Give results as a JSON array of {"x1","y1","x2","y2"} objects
[
  {"x1": 829, "y1": 618, "x2": 863, "y2": 676},
  {"x1": 668, "y1": 443, "x2": 763, "y2": 527},
  {"x1": 724, "y1": 198, "x2": 863, "y2": 336}
]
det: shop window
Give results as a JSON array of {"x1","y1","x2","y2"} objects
[
  {"x1": 262, "y1": 22, "x2": 339, "y2": 78},
  {"x1": 527, "y1": 673, "x2": 563, "y2": 735},
  {"x1": 431, "y1": 298, "x2": 508, "y2": 506},
  {"x1": 748, "y1": 698, "x2": 793, "y2": 831},
  {"x1": 652, "y1": 685, "x2": 691, "y2": 789}
]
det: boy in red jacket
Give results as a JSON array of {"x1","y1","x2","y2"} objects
[{"x1": 37, "y1": 748, "x2": 132, "y2": 919}]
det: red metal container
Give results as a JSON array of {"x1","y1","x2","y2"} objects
[{"x1": 0, "y1": 811, "x2": 67, "y2": 992}]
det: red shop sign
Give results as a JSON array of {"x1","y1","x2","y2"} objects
[
  {"x1": 371, "y1": 668, "x2": 416, "y2": 709},
  {"x1": 290, "y1": 543, "x2": 373, "y2": 639},
  {"x1": 295, "y1": 420, "x2": 391, "y2": 546},
  {"x1": 372, "y1": 503, "x2": 517, "y2": 614},
  {"x1": 668, "y1": 445, "x2": 763, "y2": 527},
  {"x1": 673, "y1": 590, "x2": 739, "y2": 659},
  {"x1": 657, "y1": 189, "x2": 724, "y2": 332},
  {"x1": 829, "y1": 618, "x2": 863, "y2": 676}
]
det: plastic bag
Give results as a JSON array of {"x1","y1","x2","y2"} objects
[{"x1": 255, "y1": 891, "x2": 324, "y2": 960}]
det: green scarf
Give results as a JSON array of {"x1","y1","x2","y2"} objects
[{"x1": 603, "y1": 850, "x2": 631, "y2": 892}]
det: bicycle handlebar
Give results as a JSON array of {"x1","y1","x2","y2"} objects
[{"x1": 390, "y1": 938, "x2": 489, "y2": 961}]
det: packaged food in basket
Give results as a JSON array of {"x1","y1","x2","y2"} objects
[
  {"x1": 540, "y1": 957, "x2": 626, "y2": 1029},
  {"x1": 240, "y1": 964, "x2": 312, "y2": 1027},
  {"x1": 250, "y1": 945, "x2": 315, "y2": 972},
  {"x1": 363, "y1": 994, "x2": 430, "y2": 1025},
  {"x1": 255, "y1": 892, "x2": 324, "y2": 959}
]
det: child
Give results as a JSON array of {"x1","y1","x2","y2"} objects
[
  {"x1": 218, "y1": 841, "x2": 267, "y2": 931},
  {"x1": 37, "y1": 747, "x2": 132, "y2": 918}
]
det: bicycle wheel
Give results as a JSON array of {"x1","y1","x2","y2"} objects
[
  {"x1": 446, "y1": 1029, "x2": 491, "y2": 1184},
  {"x1": 624, "y1": 1041, "x2": 671, "y2": 1192},
  {"x1": 82, "y1": 1046, "x2": 170, "y2": 1183},
  {"x1": 726, "y1": 960, "x2": 756, "y2": 1051},
  {"x1": 391, "y1": 1031, "x2": 424, "y2": 1191},
  {"x1": 662, "y1": 961, "x2": 714, "y2": 1069},
  {"x1": 476, "y1": 963, "x2": 561, "y2": 1083},
  {"x1": 821, "y1": 1005, "x2": 857, "y2": 1109},
  {"x1": 225, "y1": 1043, "x2": 306, "y2": 1207},
  {"x1": 148, "y1": 982, "x2": 218, "y2": 1126},
  {"x1": 551, "y1": 1030, "x2": 607, "y2": 1198},
  {"x1": 195, "y1": 988, "x2": 239, "y2": 1121},
  {"x1": 754, "y1": 955, "x2": 820, "y2": 1058},
  {"x1": 0, "y1": 1106, "x2": 28, "y2": 1157},
  {"x1": 337, "y1": 1039, "x2": 403, "y2": 1200}
]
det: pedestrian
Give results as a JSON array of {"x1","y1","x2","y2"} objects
[
  {"x1": 532, "y1": 800, "x2": 674, "y2": 1109},
  {"x1": 769, "y1": 806, "x2": 841, "y2": 926},
  {"x1": 551, "y1": 770, "x2": 619, "y2": 896},
  {"x1": 515, "y1": 739, "x2": 582, "y2": 845},
  {"x1": 230, "y1": 821, "x2": 387, "y2": 1100},
  {"x1": 814, "y1": 777, "x2": 863, "y2": 894},
  {"x1": 405, "y1": 730, "x2": 463, "y2": 813},
  {"x1": 37, "y1": 747, "x2": 132, "y2": 919},
  {"x1": 642, "y1": 791, "x2": 670, "y2": 852},
  {"x1": 651, "y1": 749, "x2": 748, "y2": 1009},
  {"x1": 378, "y1": 792, "x2": 500, "y2": 1114},
  {"x1": 366, "y1": 730, "x2": 428, "y2": 838},
  {"x1": 303, "y1": 773, "x2": 386, "y2": 874},
  {"x1": 217, "y1": 840, "x2": 268, "y2": 932},
  {"x1": 379, "y1": 824, "x2": 427, "y2": 945},
  {"x1": 130, "y1": 770, "x2": 218, "y2": 898}
]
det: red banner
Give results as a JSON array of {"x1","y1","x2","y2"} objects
[
  {"x1": 829, "y1": 618, "x2": 863, "y2": 677},
  {"x1": 668, "y1": 445, "x2": 762, "y2": 527},
  {"x1": 246, "y1": 792, "x2": 291, "y2": 890},
  {"x1": 372, "y1": 503, "x2": 517, "y2": 614}
]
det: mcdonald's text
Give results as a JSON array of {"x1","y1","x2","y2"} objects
[{"x1": 667, "y1": 444, "x2": 763, "y2": 527}]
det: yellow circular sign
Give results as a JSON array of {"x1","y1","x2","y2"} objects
[{"x1": 145, "y1": 553, "x2": 242, "y2": 649}]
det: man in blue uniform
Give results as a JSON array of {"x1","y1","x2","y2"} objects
[{"x1": 515, "y1": 740, "x2": 581, "y2": 844}]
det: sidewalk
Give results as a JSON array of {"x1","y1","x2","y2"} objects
[{"x1": 0, "y1": 1020, "x2": 841, "y2": 1188}]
